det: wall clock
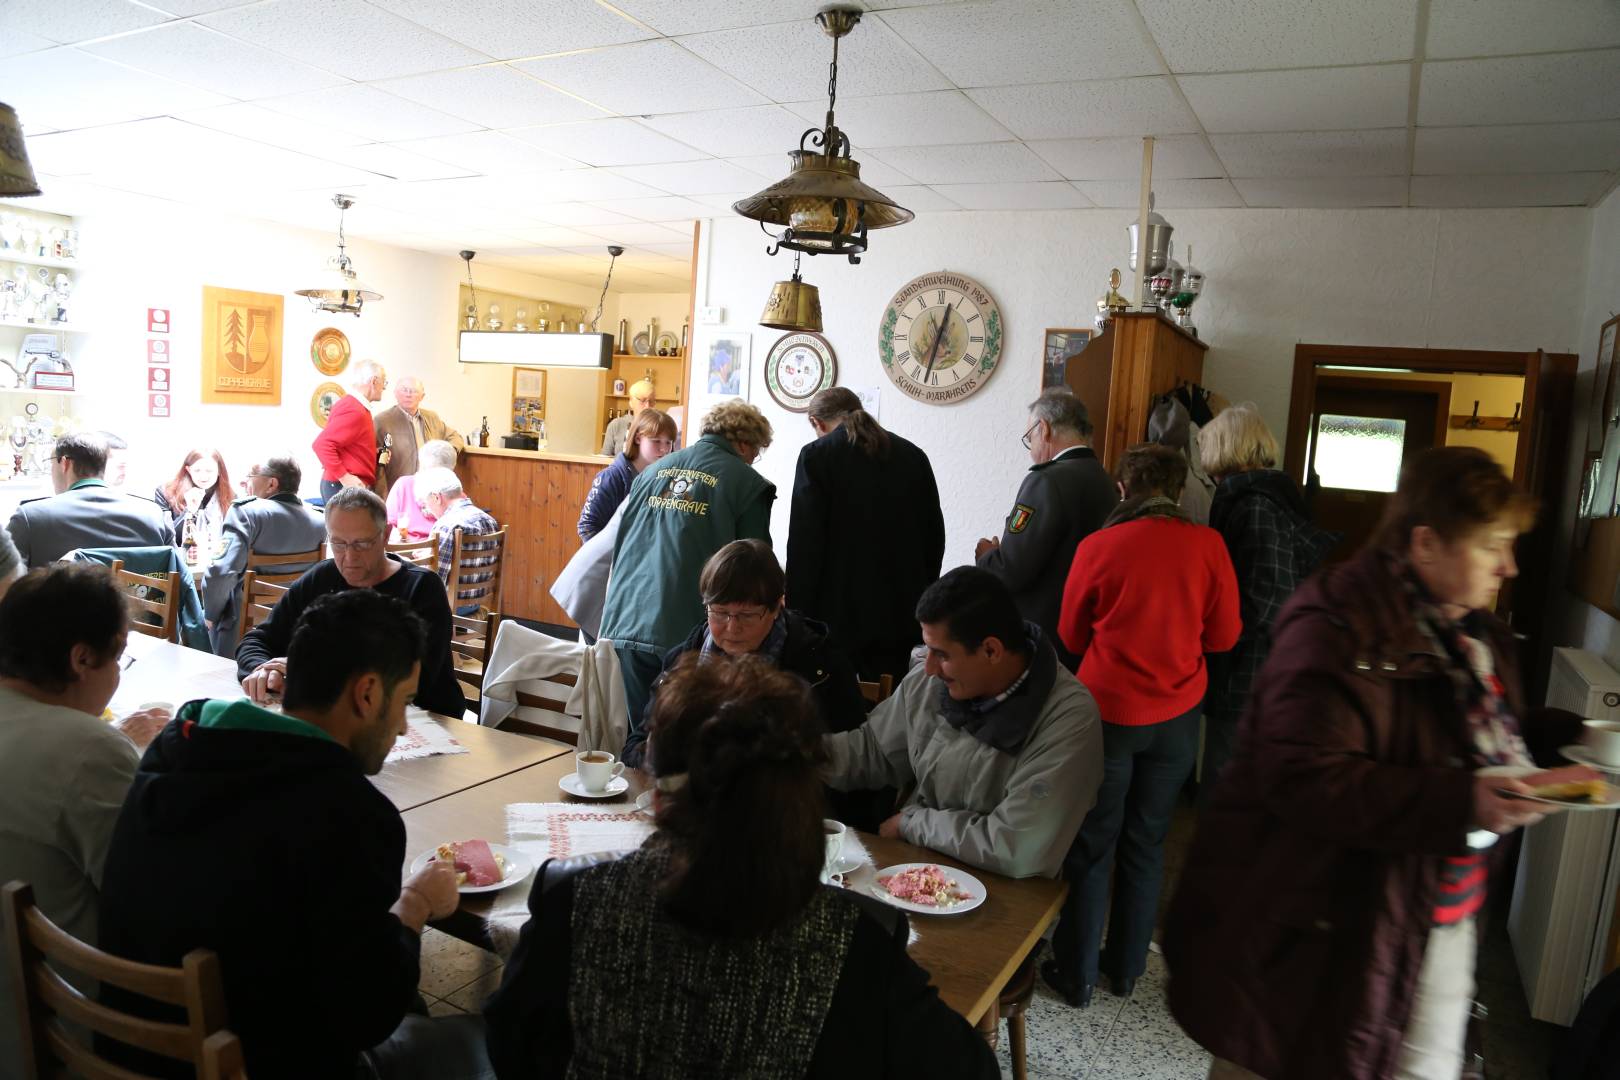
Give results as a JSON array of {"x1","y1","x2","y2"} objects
[
  {"x1": 878, "y1": 270, "x2": 1002, "y2": 405},
  {"x1": 764, "y1": 331, "x2": 837, "y2": 413}
]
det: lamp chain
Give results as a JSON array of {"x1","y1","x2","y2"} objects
[
  {"x1": 825, "y1": 31, "x2": 840, "y2": 125},
  {"x1": 464, "y1": 257, "x2": 479, "y2": 315},
  {"x1": 334, "y1": 202, "x2": 350, "y2": 272},
  {"x1": 591, "y1": 249, "x2": 619, "y2": 331}
]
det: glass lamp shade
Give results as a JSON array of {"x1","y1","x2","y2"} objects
[
  {"x1": 295, "y1": 263, "x2": 382, "y2": 315},
  {"x1": 0, "y1": 103, "x2": 42, "y2": 197}
]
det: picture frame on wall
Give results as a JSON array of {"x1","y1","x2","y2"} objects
[
  {"x1": 1042, "y1": 328, "x2": 1092, "y2": 391},
  {"x1": 706, "y1": 333, "x2": 751, "y2": 398},
  {"x1": 201, "y1": 286, "x2": 282, "y2": 406},
  {"x1": 1590, "y1": 314, "x2": 1620, "y2": 456}
]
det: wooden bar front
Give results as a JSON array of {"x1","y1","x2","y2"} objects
[{"x1": 459, "y1": 446, "x2": 606, "y2": 626}]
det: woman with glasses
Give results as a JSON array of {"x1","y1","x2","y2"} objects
[
  {"x1": 577, "y1": 409, "x2": 677, "y2": 542},
  {"x1": 621, "y1": 540, "x2": 865, "y2": 774}
]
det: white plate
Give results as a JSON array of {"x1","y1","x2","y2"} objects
[
  {"x1": 410, "y1": 842, "x2": 532, "y2": 895},
  {"x1": 1480, "y1": 763, "x2": 1620, "y2": 812},
  {"x1": 829, "y1": 852, "x2": 864, "y2": 877},
  {"x1": 559, "y1": 772, "x2": 629, "y2": 799},
  {"x1": 634, "y1": 790, "x2": 655, "y2": 817},
  {"x1": 1560, "y1": 744, "x2": 1620, "y2": 773},
  {"x1": 867, "y1": 862, "x2": 986, "y2": 916}
]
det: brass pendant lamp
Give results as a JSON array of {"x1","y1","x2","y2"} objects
[
  {"x1": 295, "y1": 194, "x2": 382, "y2": 316},
  {"x1": 760, "y1": 251, "x2": 823, "y2": 332},
  {"x1": 0, "y1": 102, "x2": 42, "y2": 197},
  {"x1": 732, "y1": 6, "x2": 912, "y2": 266}
]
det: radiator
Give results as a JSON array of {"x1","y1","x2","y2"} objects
[{"x1": 1507, "y1": 646, "x2": 1620, "y2": 1025}]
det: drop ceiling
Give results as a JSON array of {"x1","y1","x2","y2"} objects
[{"x1": 5, "y1": 0, "x2": 1619, "y2": 291}]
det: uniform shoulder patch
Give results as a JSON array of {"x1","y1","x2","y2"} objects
[{"x1": 1009, "y1": 503, "x2": 1036, "y2": 533}]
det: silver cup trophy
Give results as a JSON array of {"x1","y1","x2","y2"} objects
[
  {"x1": 1170, "y1": 243, "x2": 1204, "y2": 336},
  {"x1": 1126, "y1": 206, "x2": 1174, "y2": 311}
]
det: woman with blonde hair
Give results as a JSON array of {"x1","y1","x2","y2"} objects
[
  {"x1": 385, "y1": 439, "x2": 457, "y2": 541},
  {"x1": 1196, "y1": 403, "x2": 1338, "y2": 800},
  {"x1": 577, "y1": 408, "x2": 677, "y2": 542}
]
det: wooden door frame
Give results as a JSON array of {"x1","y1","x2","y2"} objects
[{"x1": 1305, "y1": 373, "x2": 1453, "y2": 485}]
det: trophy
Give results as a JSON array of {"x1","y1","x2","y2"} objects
[
  {"x1": 464, "y1": 303, "x2": 477, "y2": 331},
  {"x1": 537, "y1": 301, "x2": 550, "y2": 333},
  {"x1": 1094, "y1": 267, "x2": 1130, "y2": 332},
  {"x1": 1170, "y1": 244, "x2": 1204, "y2": 336},
  {"x1": 486, "y1": 303, "x2": 503, "y2": 331},
  {"x1": 1126, "y1": 202, "x2": 1174, "y2": 311},
  {"x1": 513, "y1": 307, "x2": 529, "y2": 332}
]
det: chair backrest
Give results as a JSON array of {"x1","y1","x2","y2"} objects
[
  {"x1": 109, "y1": 559, "x2": 180, "y2": 643},
  {"x1": 237, "y1": 571, "x2": 291, "y2": 644},
  {"x1": 244, "y1": 545, "x2": 323, "y2": 585},
  {"x1": 445, "y1": 528, "x2": 506, "y2": 615},
  {"x1": 857, "y1": 673, "x2": 895, "y2": 705},
  {"x1": 2, "y1": 880, "x2": 247, "y2": 1080},
  {"x1": 385, "y1": 538, "x2": 434, "y2": 571},
  {"x1": 511, "y1": 677, "x2": 582, "y2": 745},
  {"x1": 450, "y1": 609, "x2": 501, "y2": 711}
]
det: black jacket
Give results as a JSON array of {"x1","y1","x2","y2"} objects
[
  {"x1": 786, "y1": 424, "x2": 944, "y2": 681},
  {"x1": 97, "y1": 702, "x2": 420, "y2": 1079},
  {"x1": 234, "y1": 555, "x2": 465, "y2": 717},
  {"x1": 483, "y1": 852, "x2": 999, "y2": 1080},
  {"x1": 976, "y1": 446, "x2": 1117, "y2": 672},
  {"x1": 623, "y1": 609, "x2": 867, "y2": 769}
]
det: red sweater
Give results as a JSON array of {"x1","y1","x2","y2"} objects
[
  {"x1": 312, "y1": 394, "x2": 376, "y2": 484},
  {"x1": 1059, "y1": 516, "x2": 1241, "y2": 725}
]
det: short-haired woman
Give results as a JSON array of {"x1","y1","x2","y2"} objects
[
  {"x1": 1044, "y1": 444, "x2": 1240, "y2": 1008},
  {"x1": 577, "y1": 408, "x2": 677, "y2": 542},
  {"x1": 1165, "y1": 447, "x2": 1599, "y2": 1079},
  {"x1": 385, "y1": 439, "x2": 458, "y2": 541},
  {"x1": 484, "y1": 656, "x2": 998, "y2": 1080},
  {"x1": 1196, "y1": 403, "x2": 1339, "y2": 799},
  {"x1": 622, "y1": 540, "x2": 865, "y2": 775}
]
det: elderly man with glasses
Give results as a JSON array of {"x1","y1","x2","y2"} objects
[
  {"x1": 973, "y1": 388, "x2": 1116, "y2": 673},
  {"x1": 199, "y1": 455, "x2": 327, "y2": 655},
  {"x1": 235, "y1": 486, "x2": 465, "y2": 717}
]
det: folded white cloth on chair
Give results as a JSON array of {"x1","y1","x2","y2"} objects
[{"x1": 479, "y1": 620, "x2": 628, "y2": 753}]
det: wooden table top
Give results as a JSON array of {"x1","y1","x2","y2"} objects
[
  {"x1": 112, "y1": 634, "x2": 572, "y2": 812},
  {"x1": 400, "y1": 753, "x2": 1067, "y2": 1024}
]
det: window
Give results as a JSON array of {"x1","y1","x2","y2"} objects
[{"x1": 1314, "y1": 414, "x2": 1406, "y2": 492}]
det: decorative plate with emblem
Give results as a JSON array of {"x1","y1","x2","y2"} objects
[
  {"x1": 878, "y1": 271, "x2": 1002, "y2": 405},
  {"x1": 311, "y1": 381, "x2": 345, "y2": 428},
  {"x1": 764, "y1": 332, "x2": 837, "y2": 413}
]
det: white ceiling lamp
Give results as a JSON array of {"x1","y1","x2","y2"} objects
[{"x1": 294, "y1": 194, "x2": 381, "y2": 317}]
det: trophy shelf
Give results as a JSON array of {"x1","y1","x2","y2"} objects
[
  {"x1": 0, "y1": 318, "x2": 79, "y2": 333},
  {"x1": 0, "y1": 387, "x2": 74, "y2": 396},
  {"x1": 1, "y1": 252, "x2": 78, "y2": 271},
  {"x1": 1065, "y1": 311, "x2": 1207, "y2": 470}
]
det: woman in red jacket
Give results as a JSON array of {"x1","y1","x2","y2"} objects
[{"x1": 1043, "y1": 444, "x2": 1240, "y2": 1007}]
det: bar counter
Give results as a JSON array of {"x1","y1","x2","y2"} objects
[{"x1": 457, "y1": 445, "x2": 610, "y2": 626}]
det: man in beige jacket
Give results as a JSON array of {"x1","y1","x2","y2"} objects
[
  {"x1": 373, "y1": 376, "x2": 466, "y2": 497},
  {"x1": 823, "y1": 566, "x2": 1103, "y2": 880}
]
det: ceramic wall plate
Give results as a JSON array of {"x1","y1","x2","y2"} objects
[
  {"x1": 311, "y1": 381, "x2": 345, "y2": 427},
  {"x1": 311, "y1": 327, "x2": 350, "y2": 375},
  {"x1": 656, "y1": 331, "x2": 679, "y2": 354},
  {"x1": 632, "y1": 331, "x2": 652, "y2": 356}
]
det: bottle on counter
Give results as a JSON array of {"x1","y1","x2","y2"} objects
[{"x1": 479, "y1": 417, "x2": 490, "y2": 448}]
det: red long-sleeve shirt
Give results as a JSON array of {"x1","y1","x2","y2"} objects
[
  {"x1": 312, "y1": 394, "x2": 376, "y2": 485},
  {"x1": 1058, "y1": 516, "x2": 1241, "y2": 725}
]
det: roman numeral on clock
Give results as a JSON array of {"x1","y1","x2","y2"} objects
[
  {"x1": 970, "y1": 335, "x2": 984, "y2": 343},
  {"x1": 966, "y1": 313, "x2": 980, "y2": 323}
]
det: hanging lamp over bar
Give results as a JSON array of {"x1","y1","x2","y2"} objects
[
  {"x1": 295, "y1": 194, "x2": 382, "y2": 316},
  {"x1": 731, "y1": 6, "x2": 912, "y2": 265}
]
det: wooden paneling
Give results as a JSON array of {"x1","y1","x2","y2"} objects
[{"x1": 1067, "y1": 312, "x2": 1207, "y2": 470}]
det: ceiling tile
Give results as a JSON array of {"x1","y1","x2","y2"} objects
[
  {"x1": 586, "y1": 196, "x2": 714, "y2": 221},
  {"x1": 0, "y1": 29, "x2": 54, "y2": 59},
  {"x1": 0, "y1": 0, "x2": 169, "y2": 45},
  {"x1": 1138, "y1": 0, "x2": 1414, "y2": 72},
  {"x1": 609, "y1": 159, "x2": 765, "y2": 195},
  {"x1": 531, "y1": 203, "x2": 639, "y2": 227},
  {"x1": 1027, "y1": 135, "x2": 1220, "y2": 179},
  {"x1": 392, "y1": 131, "x2": 578, "y2": 174},
  {"x1": 516, "y1": 40, "x2": 767, "y2": 116},
  {"x1": 1072, "y1": 177, "x2": 1242, "y2": 208},
  {"x1": 83, "y1": 22, "x2": 344, "y2": 98},
  {"x1": 877, "y1": 184, "x2": 960, "y2": 212},
  {"x1": 258, "y1": 84, "x2": 480, "y2": 142},
  {"x1": 1213, "y1": 129, "x2": 1408, "y2": 177},
  {"x1": 199, "y1": 0, "x2": 489, "y2": 80},
  {"x1": 677, "y1": 17, "x2": 948, "y2": 100},
  {"x1": 784, "y1": 91, "x2": 1013, "y2": 147},
  {"x1": 1418, "y1": 52, "x2": 1620, "y2": 126},
  {"x1": 723, "y1": 152, "x2": 915, "y2": 186},
  {"x1": 523, "y1": 169, "x2": 666, "y2": 202},
  {"x1": 1181, "y1": 65, "x2": 1410, "y2": 133},
  {"x1": 179, "y1": 101, "x2": 366, "y2": 154},
  {"x1": 1426, "y1": 0, "x2": 1620, "y2": 58},
  {"x1": 967, "y1": 78, "x2": 1197, "y2": 139},
  {"x1": 141, "y1": 0, "x2": 261, "y2": 12},
  {"x1": 1414, "y1": 122, "x2": 1620, "y2": 175},
  {"x1": 632, "y1": 241, "x2": 696, "y2": 258},
  {"x1": 880, "y1": 0, "x2": 1158, "y2": 87},
  {"x1": 869, "y1": 141, "x2": 1060, "y2": 184},
  {"x1": 611, "y1": 0, "x2": 874, "y2": 35},
  {"x1": 508, "y1": 226, "x2": 609, "y2": 247},
  {"x1": 684, "y1": 191, "x2": 755, "y2": 212},
  {"x1": 375, "y1": 66, "x2": 608, "y2": 130},
  {"x1": 1410, "y1": 172, "x2": 1609, "y2": 207},
  {"x1": 313, "y1": 142, "x2": 476, "y2": 182},
  {"x1": 508, "y1": 118, "x2": 704, "y2": 167},
  {"x1": 928, "y1": 181, "x2": 1092, "y2": 210},
  {"x1": 0, "y1": 47, "x2": 230, "y2": 131},
  {"x1": 22, "y1": 120, "x2": 172, "y2": 177},
  {"x1": 1233, "y1": 175, "x2": 1407, "y2": 207},
  {"x1": 579, "y1": 222, "x2": 692, "y2": 245},
  {"x1": 641, "y1": 105, "x2": 808, "y2": 157},
  {"x1": 368, "y1": 0, "x2": 652, "y2": 61}
]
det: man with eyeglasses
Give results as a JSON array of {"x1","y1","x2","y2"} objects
[
  {"x1": 974, "y1": 389, "x2": 1116, "y2": 673},
  {"x1": 235, "y1": 486, "x2": 465, "y2": 717},
  {"x1": 200, "y1": 455, "x2": 326, "y2": 655}
]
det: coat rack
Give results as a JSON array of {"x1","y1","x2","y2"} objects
[{"x1": 1449, "y1": 400, "x2": 1522, "y2": 431}]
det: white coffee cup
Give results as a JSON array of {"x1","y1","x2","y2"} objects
[
  {"x1": 1582, "y1": 720, "x2": 1620, "y2": 768},
  {"x1": 576, "y1": 750, "x2": 624, "y2": 793},
  {"x1": 822, "y1": 819, "x2": 846, "y2": 883}
]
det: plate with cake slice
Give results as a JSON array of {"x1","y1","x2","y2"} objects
[
  {"x1": 411, "y1": 839, "x2": 533, "y2": 894},
  {"x1": 1481, "y1": 765, "x2": 1620, "y2": 812}
]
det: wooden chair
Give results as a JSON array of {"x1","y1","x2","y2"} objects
[
  {"x1": 444, "y1": 528, "x2": 506, "y2": 615},
  {"x1": 3, "y1": 880, "x2": 247, "y2": 1080},
  {"x1": 856, "y1": 673, "x2": 895, "y2": 705},
  {"x1": 450, "y1": 609, "x2": 502, "y2": 711},
  {"x1": 236, "y1": 571, "x2": 291, "y2": 644},
  {"x1": 109, "y1": 559, "x2": 181, "y2": 642},
  {"x1": 508, "y1": 677, "x2": 582, "y2": 745},
  {"x1": 385, "y1": 537, "x2": 434, "y2": 571},
  {"x1": 245, "y1": 545, "x2": 323, "y2": 585}
]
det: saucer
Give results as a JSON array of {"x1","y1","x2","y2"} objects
[
  {"x1": 829, "y1": 852, "x2": 864, "y2": 876},
  {"x1": 1560, "y1": 744, "x2": 1620, "y2": 773},
  {"x1": 559, "y1": 772, "x2": 628, "y2": 799},
  {"x1": 634, "y1": 790, "x2": 655, "y2": 816}
]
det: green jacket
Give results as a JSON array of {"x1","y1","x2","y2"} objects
[{"x1": 600, "y1": 434, "x2": 775, "y2": 653}]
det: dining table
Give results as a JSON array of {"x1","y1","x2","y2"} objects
[
  {"x1": 112, "y1": 632, "x2": 572, "y2": 812},
  {"x1": 400, "y1": 751, "x2": 1067, "y2": 1028}
]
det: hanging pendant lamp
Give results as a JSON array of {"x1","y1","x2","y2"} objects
[
  {"x1": 0, "y1": 102, "x2": 41, "y2": 197},
  {"x1": 295, "y1": 194, "x2": 382, "y2": 316},
  {"x1": 760, "y1": 251, "x2": 823, "y2": 332}
]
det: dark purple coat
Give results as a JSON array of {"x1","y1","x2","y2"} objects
[{"x1": 1164, "y1": 548, "x2": 1524, "y2": 1080}]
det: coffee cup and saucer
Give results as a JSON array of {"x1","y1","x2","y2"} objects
[
  {"x1": 560, "y1": 750, "x2": 628, "y2": 799},
  {"x1": 821, "y1": 819, "x2": 862, "y2": 884},
  {"x1": 1560, "y1": 720, "x2": 1620, "y2": 774}
]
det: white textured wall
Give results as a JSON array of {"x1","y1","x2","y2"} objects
[{"x1": 690, "y1": 207, "x2": 1591, "y2": 569}]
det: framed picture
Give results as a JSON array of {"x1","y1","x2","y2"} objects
[
  {"x1": 1042, "y1": 328, "x2": 1092, "y2": 391},
  {"x1": 705, "y1": 333, "x2": 751, "y2": 398},
  {"x1": 201, "y1": 286, "x2": 282, "y2": 405},
  {"x1": 1590, "y1": 314, "x2": 1620, "y2": 455}
]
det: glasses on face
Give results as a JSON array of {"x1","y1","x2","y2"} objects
[
  {"x1": 1021, "y1": 420, "x2": 1041, "y2": 451},
  {"x1": 705, "y1": 605, "x2": 771, "y2": 628},
  {"x1": 328, "y1": 532, "x2": 382, "y2": 555}
]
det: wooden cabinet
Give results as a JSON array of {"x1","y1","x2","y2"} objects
[{"x1": 1064, "y1": 312, "x2": 1207, "y2": 469}]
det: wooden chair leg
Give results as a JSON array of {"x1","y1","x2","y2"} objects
[
  {"x1": 1008, "y1": 1010, "x2": 1027, "y2": 1080},
  {"x1": 974, "y1": 1004, "x2": 998, "y2": 1052}
]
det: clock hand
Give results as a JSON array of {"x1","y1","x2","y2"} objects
[{"x1": 923, "y1": 303, "x2": 953, "y2": 384}]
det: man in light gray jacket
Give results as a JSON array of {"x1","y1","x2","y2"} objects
[{"x1": 824, "y1": 566, "x2": 1103, "y2": 880}]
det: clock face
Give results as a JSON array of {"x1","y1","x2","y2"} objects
[
  {"x1": 765, "y1": 331, "x2": 837, "y2": 413},
  {"x1": 878, "y1": 271, "x2": 1002, "y2": 405}
]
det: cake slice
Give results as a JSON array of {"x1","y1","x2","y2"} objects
[
  {"x1": 436, "y1": 839, "x2": 504, "y2": 886},
  {"x1": 1531, "y1": 778, "x2": 1609, "y2": 804}
]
